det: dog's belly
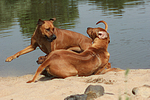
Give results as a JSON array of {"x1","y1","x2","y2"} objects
[
  {"x1": 74, "y1": 59, "x2": 100, "y2": 76},
  {"x1": 77, "y1": 64, "x2": 99, "y2": 76}
]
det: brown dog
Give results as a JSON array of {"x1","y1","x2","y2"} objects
[
  {"x1": 5, "y1": 18, "x2": 92, "y2": 62},
  {"x1": 27, "y1": 21, "x2": 121, "y2": 83}
]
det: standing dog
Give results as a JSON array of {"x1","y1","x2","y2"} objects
[
  {"x1": 27, "y1": 21, "x2": 120, "y2": 83},
  {"x1": 5, "y1": 18, "x2": 92, "y2": 62}
]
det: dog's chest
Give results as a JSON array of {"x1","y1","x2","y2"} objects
[
  {"x1": 36, "y1": 37, "x2": 52, "y2": 54},
  {"x1": 99, "y1": 52, "x2": 110, "y2": 66}
]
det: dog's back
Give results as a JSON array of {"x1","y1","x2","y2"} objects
[{"x1": 52, "y1": 28, "x2": 92, "y2": 51}]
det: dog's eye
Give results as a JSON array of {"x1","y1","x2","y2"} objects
[{"x1": 46, "y1": 28, "x2": 50, "y2": 31}]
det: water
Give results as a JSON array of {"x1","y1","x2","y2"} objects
[{"x1": 0, "y1": 0, "x2": 150, "y2": 77}]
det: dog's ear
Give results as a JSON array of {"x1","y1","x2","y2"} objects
[
  {"x1": 49, "y1": 18, "x2": 56, "y2": 22},
  {"x1": 87, "y1": 27, "x2": 96, "y2": 40},
  {"x1": 37, "y1": 19, "x2": 45, "y2": 25},
  {"x1": 96, "y1": 31, "x2": 108, "y2": 39}
]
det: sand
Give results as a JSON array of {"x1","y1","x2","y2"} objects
[{"x1": 0, "y1": 69, "x2": 150, "y2": 100}]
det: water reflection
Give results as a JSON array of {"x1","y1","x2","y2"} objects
[
  {"x1": 0, "y1": 0, "x2": 79, "y2": 38},
  {"x1": 0, "y1": 0, "x2": 146, "y2": 38},
  {"x1": 79, "y1": 0, "x2": 145, "y2": 17}
]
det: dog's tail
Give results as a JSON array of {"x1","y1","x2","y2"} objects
[
  {"x1": 100, "y1": 68, "x2": 124, "y2": 74},
  {"x1": 96, "y1": 20, "x2": 108, "y2": 31}
]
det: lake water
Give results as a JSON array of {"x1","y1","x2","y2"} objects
[{"x1": 0, "y1": 0, "x2": 150, "y2": 77}]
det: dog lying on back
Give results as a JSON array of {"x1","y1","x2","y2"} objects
[{"x1": 27, "y1": 20, "x2": 122, "y2": 83}]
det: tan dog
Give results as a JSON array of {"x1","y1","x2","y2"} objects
[
  {"x1": 27, "y1": 21, "x2": 121, "y2": 83},
  {"x1": 5, "y1": 18, "x2": 92, "y2": 62}
]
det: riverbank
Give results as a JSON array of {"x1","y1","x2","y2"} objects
[{"x1": 0, "y1": 69, "x2": 150, "y2": 100}]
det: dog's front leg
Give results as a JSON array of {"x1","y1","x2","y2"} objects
[{"x1": 5, "y1": 45, "x2": 37, "y2": 62}]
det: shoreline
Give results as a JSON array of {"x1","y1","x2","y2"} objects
[{"x1": 0, "y1": 69, "x2": 150, "y2": 100}]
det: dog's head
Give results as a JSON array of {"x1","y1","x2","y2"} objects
[
  {"x1": 87, "y1": 20, "x2": 110, "y2": 43},
  {"x1": 37, "y1": 18, "x2": 57, "y2": 42}
]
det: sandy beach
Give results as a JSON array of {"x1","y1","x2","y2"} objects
[{"x1": 0, "y1": 69, "x2": 150, "y2": 100}]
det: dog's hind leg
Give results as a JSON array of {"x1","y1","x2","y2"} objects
[
  {"x1": 101, "y1": 68, "x2": 124, "y2": 74},
  {"x1": 27, "y1": 59, "x2": 50, "y2": 83},
  {"x1": 96, "y1": 68, "x2": 124, "y2": 74},
  {"x1": 47, "y1": 63, "x2": 78, "y2": 78},
  {"x1": 94, "y1": 62, "x2": 112, "y2": 75},
  {"x1": 94, "y1": 67, "x2": 106, "y2": 75}
]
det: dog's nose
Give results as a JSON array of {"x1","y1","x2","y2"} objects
[
  {"x1": 45, "y1": 34, "x2": 56, "y2": 42},
  {"x1": 36, "y1": 60, "x2": 40, "y2": 64},
  {"x1": 51, "y1": 34, "x2": 56, "y2": 40}
]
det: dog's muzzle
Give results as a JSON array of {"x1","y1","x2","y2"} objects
[{"x1": 45, "y1": 34, "x2": 56, "y2": 42}]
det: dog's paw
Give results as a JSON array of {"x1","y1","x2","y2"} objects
[
  {"x1": 5, "y1": 56, "x2": 14, "y2": 62},
  {"x1": 26, "y1": 80, "x2": 34, "y2": 83}
]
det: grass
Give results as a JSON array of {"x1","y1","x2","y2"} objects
[{"x1": 119, "y1": 68, "x2": 130, "y2": 100}]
